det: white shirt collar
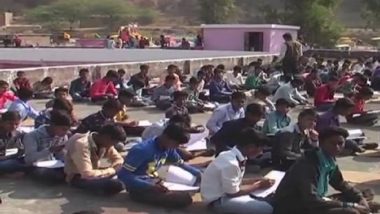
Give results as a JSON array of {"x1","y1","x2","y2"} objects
[{"x1": 231, "y1": 146, "x2": 245, "y2": 162}]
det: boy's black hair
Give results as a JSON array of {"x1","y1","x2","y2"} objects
[
  {"x1": 213, "y1": 68, "x2": 224, "y2": 76},
  {"x1": 275, "y1": 98, "x2": 292, "y2": 107},
  {"x1": 79, "y1": 68, "x2": 89, "y2": 75},
  {"x1": 99, "y1": 124, "x2": 127, "y2": 142},
  {"x1": 42, "y1": 77, "x2": 53, "y2": 84},
  {"x1": 52, "y1": 98, "x2": 73, "y2": 113},
  {"x1": 140, "y1": 64, "x2": 149, "y2": 70},
  {"x1": 358, "y1": 86, "x2": 374, "y2": 97},
  {"x1": 256, "y1": 86, "x2": 271, "y2": 96},
  {"x1": 16, "y1": 71, "x2": 25, "y2": 76},
  {"x1": 54, "y1": 87, "x2": 68, "y2": 96},
  {"x1": 290, "y1": 77, "x2": 304, "y2": 86},
  {"x1": 231, "y1": 91, "x2": 246, "y2": 101},
  {"x1": 189, "y1": 77, "x2": 198, "y2": 84},
  {"x1": 162, "y1": 123, "x2": 190, "y2": 145},
  {"x1": 216, "y1": 64, "x2": 225, "y2": 70},
  {"x1": 102, "y1": 99, "x2": 123, "y2": 111},
  {"x1": 117, "y1": 69, "x2": 126, "y2": 75},
  {"x1": 165, "y1": 74, "x2": 176, "y2": 82},
  {"x1": 298, "y1": 109, "x2": 317, "y2": 120},
  {"x1": 105, "y1": 70, "x2": 119, "y2": 79},
  {"x1": 237, "y1": 128, "x2": 269, "y2": 148},
  {"x1": 1, "y1": 111, "x2": 21, "y2": 122},
  {"x1": 49, "y1": 110, "x2": 72, "y2": 127},
  {"x1": 319, "y1": 126, "x2": 349, "y2": 144},
  {"x1": 0, "y1": 80, "x2": 9, "y2": 87},
  {"x1": 233, "y1": 66, "x2": 242, "y2": 72},
  {"x1": 246, "y1": 103, "x2": 265, "y2": 116}
]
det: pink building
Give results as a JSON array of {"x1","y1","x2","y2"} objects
[{"x1": 201, "y1": 24, "x2": 300, "y2": 53}]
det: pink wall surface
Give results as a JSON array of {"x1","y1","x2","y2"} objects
[{"x1": 203, "y1": 25, "x2": 298, "y2": 53}]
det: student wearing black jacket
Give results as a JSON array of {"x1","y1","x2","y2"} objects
[{"x1": 273, "y1": 127, "x2": 376, "y2": 214}]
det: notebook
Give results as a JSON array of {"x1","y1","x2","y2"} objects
[
  {"x1": 346, "y1": 129, "x2": 366, "y2": 140},
  {"x1": 33, "y1": 160, "x2": 64, "y2": 169},
  {"x1": 138, "y1": 120, "x2": 152, "y2": 127},
  {"x1": 5, "y1": 148, "x2": 18, "y2": 157}
]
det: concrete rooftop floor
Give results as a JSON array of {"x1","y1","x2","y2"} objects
[{"x1": 1, "y1": 99, "x2": 380, "y2": 214}]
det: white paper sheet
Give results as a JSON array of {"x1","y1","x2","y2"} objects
[
  {"x1": 138, "y1": 120, "x2": 152, "y2": 127},
  {"x1": 251, "y1": 170, "x2": 285, "y2": 198},
  {"x1": 204, "y1": 103, "x2": 216, "y2": 109},
  {"x1": 187, "y1": 130, "x2": 209, "y2": 145},
  {"x1": 5, "y1": 148, "x2": 18, "y2": 156},
  {"x1": 33, "y1": 160, "x2": 64, "y2": 169},
  {"x1": 184, "y1": 139, "x2": 208, "y2": 152},
  {"x1": 347, "y1": 129, "x2": 366, "y2": 140},
  {"x1": 165, "y1": 165, "x2": 197, "y2": 186},
  {"x1": 18, "y1": 126, "x2": 34, "y2": 133},
  {"x1": 163, "y1": 182, "x2": 199, "y2": 192},
  {"x1": 0, "y1": 109, "x2": 7, "y2": 114}
]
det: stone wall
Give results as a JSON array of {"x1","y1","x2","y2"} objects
[{"x1": 0, "y1": 54, "x2": 274, "y2": 87}]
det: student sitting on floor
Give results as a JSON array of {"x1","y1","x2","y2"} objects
[
  {"x1": 75, "y1": 99, "x2": 123, "y2": 134},
  {"x1": 211, "y1": 103, "x2": 265, "y2": 155},
  {"x1": 273, "y1": 127, "x2": 378, "y2": 214},
  {"x1": 338, "y1": 73, "x2": 368, "y2": 97},
  {"x1": 152, "y1": 75, "x2": 176, "y2": 111},
  {"x1": 165, "y1": 91, "x2": 189, "y2": 118},
  {"x1": 347, "y1": 87, "x2": 378, "y2": 126},
  {"x1": 304, "y1": 68, "x2": 322, "y2": 97},
  {"x1": 115, "y1": 90, "x2": 145, "y2": 136},
  {"x1": 226, "y1": 66, "x2": 245, "y2": 89},
  {"x1": 142, "y1": 114, "x2": 212, "y2": 161},
  {"x1": 33, "y1": 77, "x2": 54, "y2": 99},
  {"x1": 45, "y1": 87, "x2": 70, "y2": 109},
  {"x1": 24, "y1": 110, "x2": 72, "y2": 184},
  {"x1": 263, "y1": 98, "x2": 292, "y2": 136},
  {"x1": 35, "y1": 98, "x2": 78, "y2": 129},
  {"x1": 128, "y1": 64, "x2": 150, "y2": 92},
  {"x1": 13, "y1": 71, "x2": 31, "y2": 92},
  {"x1": 201, "y1": 128, "x2": 274, "y2": 214},
  {"x1": 206, "y1": 92, "x2": 246, "y2": 135},
  {"x1": 273, "y1": 77, "x2": 308, "y2": 106},
  {"x1": 90, "y1": 70, "x2": 119, "y2": 103},
  {"x1": 8, "y1": 88, "x2": 39, "y2": 121},
  {"x1": 0, "y1": 111, "x2": 26, "y2": 175},
  {"x1": 249, "y1": 86, "x2": 275, "y2": 112},
  {"x1": 160, "y1": 64, "x2": 182, "y2": 91},
  {"x1": 209, "y1": 68, "x2": 233, "y2": 103},
  {"x1": 314, "y1": 75, "x2": 339, "y2": 112},
  {"x1": 316, "y1": 98, "x2": 369, "y2": 154},
  {"x1": 117, "y1": 69, "x2": 129, "y2": 90},
  {"x1": 118, "y1": 124, "x2": 201, "y2": 209},
  {"x1": 0, "y1": 80, "x2": 17, "y2": 110},
  {"x1": 65, "y1": 125, "x2": 126, "y2": 196},
  {"x1": 272, "y1": 109, "x2": 319, "y2": 171},
  {"x1": 69, "y1": 68, "x2": 91, "y2": 102},
  {"x1": 183, "y1": 77, "x2": 211, "y2": 113}
]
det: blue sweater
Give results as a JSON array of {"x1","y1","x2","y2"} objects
[{"x1": 118, "y1": 138, "x2": 201, "y2": 190}]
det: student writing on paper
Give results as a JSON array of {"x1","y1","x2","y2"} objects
[
  {"x1": 273, "y1": 127, "x2": 378, "y2": 214},
  {"x1": 165, "y1": 91, "x2": 189, "y2": 119},
  {"x1": 24, "y1": 110, "x2": 71, "y2": 184},
  {"x1": 211, "y1": 103, "x2": 265, "y2": 156},
  {"x1": 45, "y1": 87, "x2": 71, "y2": 109},
  {"x1": 206, "y1": 92, "x2": 246, "y2": 135},
  {"x1": 314, "y1": 76, "x2": 339, "y2": 112},
  {"x1": 263, "y1": 99, "x2": 292, "y2": 136},
  {"x1": 142, "y1": 115, "x2": 213, "y2": 161},
  {"x1": 347, "y1": 87, "x2": 379, "y2": 126},
  {"x1": 8, "y1": 88, "x2": 39, "y2": 121},
  {"x1": 272, "y1": 109, "x2": 319, "y2": 171},
  {"x1": 0, "y1": 111, "x2": 26, "y2": 175},
  {"x1": 65, "y1": 125, "x2": 125, "y2": 196},
  {"x1": 201, "y1": 129, "x2": 274, "y2": 214},
  {"x1": 89, "y1": 70, "x2": 119, "y2": 103},
  {"x1": 316, "y1": 98, "x2": 372, "y2": 155},
  {"x1": 69, "y1": 68, "x2": 91, "y2": 102},
  {"x1": 115, "y1": 90, "x2": 146, "y2": 136},
  {"x1": 209, "y1": 68, "x2": 233, "y2": 103},
  {"x1": 272, "y1": 77, "x2": 308, "y2": 107},
  {"x1": 118, "y1": 124, "x2": 201, "y2": 209},
  {"x1": 152, "y1": 75, "x2": 176, "y2": 111},
  {"x1": 75, "y1": 99, "x2": 123, "y2": 134},
  {"x1": 35, "y1": 98, "x2": 79, "y2": 129}
]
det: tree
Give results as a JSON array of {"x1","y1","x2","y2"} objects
[
  {"x1": 198, "y1": 0, "x2": 236, "y2": 24},
  {"x1": 256, "y1": 0, "x2": 342, "y2": 47},
  {"x1": 362, "y1": 0, "x2": 380, "y2": 30}
]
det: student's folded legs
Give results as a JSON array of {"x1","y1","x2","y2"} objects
[
  {"x1": 210, "y1": 195, "x2": 273, "y2": 214},
  {"x1": 129, "y1": 188, "x2": 193, "y2": 208},
  {"x1": 347, "y1": 113, "x2": 378, "y2": 126},
  {"x1": 29, "y1": 167, "x2": 66, "y2": 185},
  {"x1": 0, "y1": 158, "x2": 26, "y2": 175},
  {"x1": 70, "y1": 175, "x2": 124, "y2": 196}
]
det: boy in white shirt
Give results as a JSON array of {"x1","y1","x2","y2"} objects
[{"x1": 201, "y1": 128, "x2": 274, "y2": 214}]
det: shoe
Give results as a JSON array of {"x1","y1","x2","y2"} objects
[{"x1": 362, "y1": 143, "x2": 379, "y2": 150}]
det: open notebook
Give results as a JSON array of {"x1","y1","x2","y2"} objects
[
  {"x1": 251, "y1": 170, "x2": 285, "y2": 198},
  {"x1": 161, "y1": 166, "x2": 199, "y2": 192}
]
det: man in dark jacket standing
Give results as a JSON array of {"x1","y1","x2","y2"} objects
[
  {"x1": 273, "y1": 127, "x2": 375, "y2": 214},
  {"x1": 279, "y1": 33, "x2": 302, "y2": 79}
]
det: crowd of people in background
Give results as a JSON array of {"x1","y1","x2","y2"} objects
[{"x1": 2, "y1": 32, "x2": 380, "y2": 214}]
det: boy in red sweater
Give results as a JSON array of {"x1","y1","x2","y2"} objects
[
  {"x1": 347, "y1": 87, "x2": 378, "y2": 126},
  {"x1": 314, "y1": 76, "x2": 339, "y2": 112}
]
